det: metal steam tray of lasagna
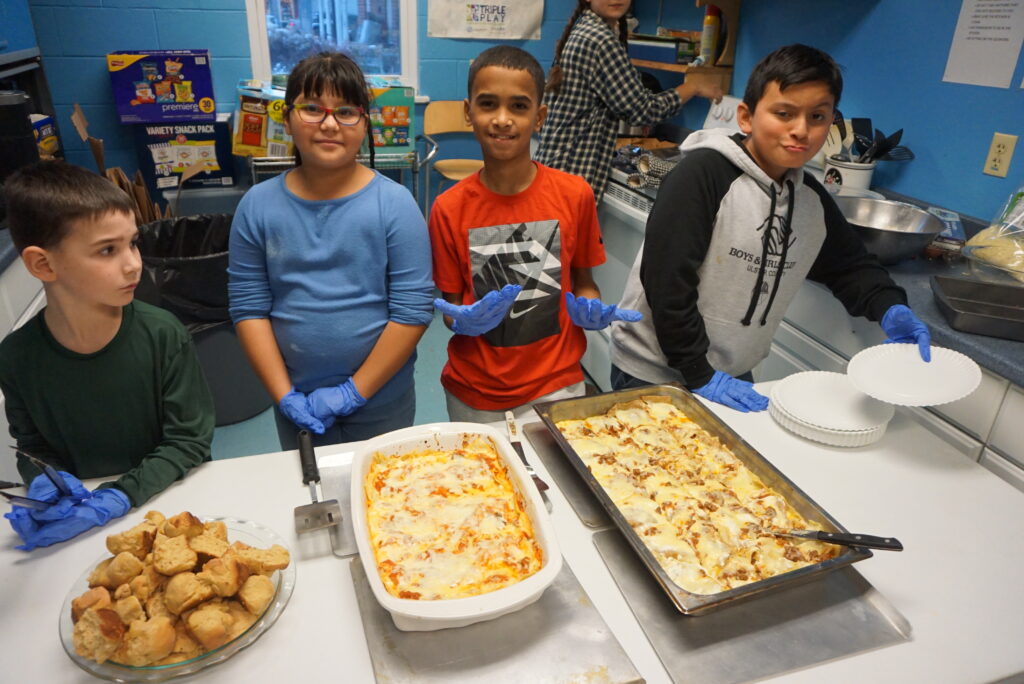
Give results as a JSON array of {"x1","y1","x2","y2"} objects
[
  {"x1": 351, "y1": 423, "x2": 562, "y2": 631},
  {"x1": 533, "y1": 385, "x2": 871, "y2": 615}
]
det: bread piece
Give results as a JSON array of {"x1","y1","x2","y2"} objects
[
  {"x1": 197, "y1": 556, "x2": 250, "y2": 597},
  {"x1": 144, "y1": 510, "x2": 167, "y2": 527},
  {"x1": 225, "y1": 599, "x2": 258, "y2": 640},
  {"x1": 114, "y1": 595, "x2": 145, "y2": 624},
  {"x1": 153, "y1": 533, "x2": 198, "y2": 575},
  {"x1": 130, "y1": 564, "x2": 165, "y2": 603},
  {"x1": 164, "y1": 572, "x2": 215, "y2": 615},
  {"x1": 106, "y1": 520, "x2": 158, "y2": 560},
  {"x1": 162, "y1": 512, "x2": 205, "y2": 538},
  {"x1": 71, "y1": 586, "x2": 112, "y2": 623},
  {"x1": 185, "y1": 600, "x2": 235, "y2": 651},
  {"x1": 229, "y1": 543, "x2": 290, "y2": 575},
  {"x1": 145, "y1": 591, "x2": 173, "y2": 620},
  {"x1": 88, "y1": 552, "x2": 145, "y2": 589},
  {"x1": 204, "y1": 520, "x2": 228, "y2": 541},
  {"x1": 152, "y1": 619, "x2": 204, "y2": 666},
  {"x1": 189, "y1": 532, "x2": 229, "y2": 563},
  {"x1": 73, "y1": 608, "x2": 125, "y2": 664},
  {"x1": 114, "y1": 616, "x2": 176, "y2": 667},
  {"x1": 237, "y1": 574, "x2": 275, "y2": 616}
]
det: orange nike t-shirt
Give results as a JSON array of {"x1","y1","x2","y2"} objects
[{"x1": 429, "y1": 163, "x2": 606, "y2": 410}]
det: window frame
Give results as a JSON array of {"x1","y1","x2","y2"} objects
[{"x1": 244, "y1": 0, "x2": 418, "y2": 91}]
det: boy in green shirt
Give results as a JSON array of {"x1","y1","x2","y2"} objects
[{"x1": 0, "y1": 161, "x2": 214, "y2": 550}]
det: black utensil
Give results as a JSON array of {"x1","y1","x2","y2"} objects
[
  {"x1": 857, "y1": 129, "x2": 884, "y2": 163},
  {"x1": 0, "y1": 490, "x2": 50, "y2": 511},
  {"x1": 9, "y1": 446, "x2": 72, "y2": 497},
  {"x1": 0, "y1": 480, "x2": 24, "y2": 489},
  {"x1": 881, "y1": 145, "x2": 915, "y2": 161},
  {"x1": 854, "y1": 133, "x2": 873, "y2": 157},
  {"x1": 851, "y1": 117, "x2": 873, "y2": 147},
  {"x1": 872, "y1": 128, "x2": 903, "y2": 162},
  {"x1": 771, "y1": 528, "x2": 904, "y2": 551}
]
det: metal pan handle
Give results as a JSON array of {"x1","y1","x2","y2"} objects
[{"x1": 298, "y1": 429, "x2": 319, "y2": 485}]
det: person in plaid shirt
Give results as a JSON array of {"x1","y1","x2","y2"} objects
[{"x1": 537, "y1": 0, "x2": 722, "y2": 201}]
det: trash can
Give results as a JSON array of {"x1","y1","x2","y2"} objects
[{"x1": 135, "y1": 214, "x2": 272, "y2": 426}]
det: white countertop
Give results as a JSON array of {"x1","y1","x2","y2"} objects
[{"x1": 3, "y1": 388, "x2": 1024, "y2": 683}]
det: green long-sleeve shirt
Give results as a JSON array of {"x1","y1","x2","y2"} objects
[{"x1": 0, "y1": 301, "x2": 214, "y2": 506}]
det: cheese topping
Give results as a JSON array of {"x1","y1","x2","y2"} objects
[
  {"x1": 557, "y1": 397, "x2": 838, "y2": 594},
  {"x1": 364, "y1": 435, "x2": 544, "y2": 600}
]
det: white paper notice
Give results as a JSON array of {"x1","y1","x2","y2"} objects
[
  {"x1": 428, "y1": 0, "x2": 543, "y2": 40},
  {"x1": 943, "y1": 0, "x2": 1024, "y2": 88}
]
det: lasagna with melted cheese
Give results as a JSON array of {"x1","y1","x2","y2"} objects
[
  {"x1": 556, "y1": 397, "x2": 838, "y2": 595},
  {"x1": 364, "y1": 434, "x2": 544, "y2": 600}
]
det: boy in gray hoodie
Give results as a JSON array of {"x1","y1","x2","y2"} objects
[{"x1": 610, "y1": 44, "x2": 930, "y2": 412}]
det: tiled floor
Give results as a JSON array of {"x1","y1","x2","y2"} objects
[{"x1": 210, "y1": 310, "x2": 453, "y2": 460}]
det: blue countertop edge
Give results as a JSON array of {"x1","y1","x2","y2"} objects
[{"x1": 887, "y1": 257, "x2": 1023, "y2": 388}]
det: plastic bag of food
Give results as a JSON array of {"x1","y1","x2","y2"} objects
[{"x1": 964, "y1": 184, "x2": 1024, "y2": 279}]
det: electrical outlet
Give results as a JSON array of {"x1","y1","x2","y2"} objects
[{"x1": 984, "y1": 132, "x2": 1017, "y2": 178}]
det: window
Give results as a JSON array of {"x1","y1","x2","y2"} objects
[{"x1": 245, "y1": 0, "x2": 417, "y2": 89}]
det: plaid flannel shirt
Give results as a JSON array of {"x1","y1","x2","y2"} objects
[{"x1": 536, "y1": 10, "x2": 684, "y2": 202}]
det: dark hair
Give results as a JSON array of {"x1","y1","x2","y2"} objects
[
  {"x1": 2, "y1": 160, "x2": 135, "y2": 253},
  {"x1": 742, "y1": 44, "x2": 843, "y2": 113},
  {"x1": 284, "y1": 51, "x2": 375, "y2": 168},
  {"x1": 547, "y1": 1, "x2": 628, "y2": 95},
  {"x1": 467, "y1": 45, "x2": 546, "y2": 101}
]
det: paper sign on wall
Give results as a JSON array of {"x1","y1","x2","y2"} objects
[
  {"x1": 943, "y1": 0, "x2": 1024, "y2": 88},
  {"x1": 428, "y1": 0, "x2": 543, "y2": 40}
]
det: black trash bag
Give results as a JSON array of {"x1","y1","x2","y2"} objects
[
  {"x1": 135, "y1": 213, "x2": 272, "y2": 426},
  {"x1": 135, "y1": 214, "x2": 233, "y2": 333}
]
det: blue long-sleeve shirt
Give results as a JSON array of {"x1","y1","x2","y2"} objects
[{"x1": 228, "y1": 171, "x2": 434, "y2": 405}]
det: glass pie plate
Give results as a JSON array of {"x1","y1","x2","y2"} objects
[{"x1": 59, "y1": 516, "x2": 296, "y2": 682}]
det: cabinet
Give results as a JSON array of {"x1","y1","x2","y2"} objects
[
  {"x1": 0, "y1": 0, "x2": 38, "y2": 57},
  {"x1": 989, "y1": 385, "x2": 1024, "y2": 467}
]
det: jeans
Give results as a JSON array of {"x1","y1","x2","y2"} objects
[
  {"x1": 610, "y1": 364, "x2": 754, "y2": 391},
  {"x1": 274, "y1": 386, "x2": 416, "y2": 449}
]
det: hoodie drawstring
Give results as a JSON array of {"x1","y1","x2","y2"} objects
[
  {"x1": 760, "y1": 179, "x2": 796, "y2": 325},
  {"x1": 740, "y1": 184, "x2": 777, "y2": 326}
]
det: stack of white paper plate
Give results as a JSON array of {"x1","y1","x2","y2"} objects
[{"x1": 770, "y1": 371, "x2": 895, "y2": 447}]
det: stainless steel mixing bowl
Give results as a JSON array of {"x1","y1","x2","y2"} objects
[{"x1": 834, "y1": 196, "x2": 944, "y2": 265}]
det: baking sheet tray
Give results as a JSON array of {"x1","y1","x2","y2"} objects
[
  {"x1": 594, "y1": 528, "x2": 911, "y2": 684},
  {"x1": 533, "y1": 384, "x2": 873, "y2": 615},
  {"x1": 931, "y1": 275, "x2": 1024, "y2": 342},
  {"x1": 351, "y1": 558, "x2": 642, "y2": 683}
]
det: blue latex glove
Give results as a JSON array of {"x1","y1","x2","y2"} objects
[
  {"x1": 433, "y1": 284, "x2": 523, "y2": 336},
  {"x1": 279, "y1": 389, "x2": 333, "y2": 434},
  {"x1": 693, "y1": 370, "x2": 770, "y2": 412},
  {"x1": 5, "y1": 473, "x2": 131, "y2": 551},
  {"x1": 564, "y1": 292, "x2": 643, "y2": 331},
  {"x1": 308, "y1": 378, "x2": 367, "y2": 423},
  {"x1": 881, "y1": 304, "x2": 931, "y2": 362}
]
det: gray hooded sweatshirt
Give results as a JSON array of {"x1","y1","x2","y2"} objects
[{"x1": 610, "y1": 129, "x2": 906, "y2": 388}]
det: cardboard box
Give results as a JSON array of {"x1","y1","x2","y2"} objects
[
  {"x1": 107, "y1": 49, "x2": 216, "y2": 124},
  {"x1": 367, "y1": 78, "x2": 415, "y2": 150},
  {"x1": 627, "y1": 38, "x2": 679, "y2": 64},
  {"x1": 134, "y1": 112, "x2": 235, "y2": 197},
  {"x1": 232, "y1": 80, "x2": 293, "y2": 157}
]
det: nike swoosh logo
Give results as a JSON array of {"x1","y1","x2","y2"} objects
[{"x1": 508, "y1": 305, "x2": 538, "y2": 319}]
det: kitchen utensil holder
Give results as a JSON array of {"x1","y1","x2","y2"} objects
[{"x1": 824, "y1": 156, "x2": 876, "y2": 191}]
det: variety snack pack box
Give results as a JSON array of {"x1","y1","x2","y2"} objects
[
  {"x1": 107, "y1": 50, "x2": 216, "y2": 124},
  {"x1": 134, "y1": 112, "x2": 235, "y2": 197},
  {"x1": 230, "y1": 77, "x2": 416, "y2": 158}
]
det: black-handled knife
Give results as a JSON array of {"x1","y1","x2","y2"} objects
[
  {"x1": 0, "y1": 490, "x2": 51, "y2": 511},
  {"x1": 774, "y1": 528, "x2": 904, "y2": 551},
  {"x1": 504, "y1": 411, "x2": 549, "y2": 492}
]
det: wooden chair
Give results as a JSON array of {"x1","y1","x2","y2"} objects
[{"x1": 418, "y1": 101, "x2": 484, "y2": 213}]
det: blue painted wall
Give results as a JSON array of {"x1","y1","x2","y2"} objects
[
  {"x1": 27, "y1": 0, "x2": 1023, "y2": 220},
  {"x1": 637, "y1": 0, "x2": 1024, "y2": 220},
  {"x1": 28, "y1": 0, "x2": 252, "y2": 175}
]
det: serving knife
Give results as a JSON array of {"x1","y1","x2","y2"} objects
[
  {"x1": 504, "y1": 411, "x2": 549, "y2": 492},
  {"x1": 0, "y1": 490, "x2": 51, "y2": 511},
  {"x1": 771, "y1": 528, "x2": 904, "y2": 551}
]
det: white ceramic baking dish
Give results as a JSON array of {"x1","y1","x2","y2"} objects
[{"x1": 350, "y1": 422, "x2": 562, "y2": 631}]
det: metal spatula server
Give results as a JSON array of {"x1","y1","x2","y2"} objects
[{"x1": 294, "y1": 430, "x2": 343, "y2": 534}]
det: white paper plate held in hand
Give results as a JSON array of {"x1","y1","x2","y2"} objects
[{"x1": 847, "y1": 344, "x2": 981, "y2": 406}]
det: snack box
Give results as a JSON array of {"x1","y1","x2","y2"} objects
[
  {"x1": 133, "y1": 112, "x2": 235, "y2": 197},
  {"x1": 232, "y1": 80, "x2": 293, "y2": 158},
  {"x1": 351, "y1": 423, "x2": 562, "y2": 631},
  {"x1": 107, "y1": 50, "x2": 216, "y2": 124},
  {"x1": 367, "y1": 78, "x2": 415, "y2": 150}
]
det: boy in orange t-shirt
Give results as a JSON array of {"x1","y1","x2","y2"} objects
[{"x1": 429, "y1": 46, "x2": 641, "y2": 422}]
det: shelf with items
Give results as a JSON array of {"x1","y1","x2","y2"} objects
[{"x1": 630, "y1": 59, "x2": 732, "y2": 93}]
